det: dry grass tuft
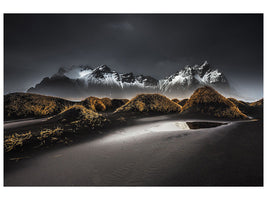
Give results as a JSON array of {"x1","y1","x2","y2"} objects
[
  {"x1": 37, "y1": 127, "x2": 63, "y2": 144},
  {"x1": 4, "y1": 131, "x2": 32, "y2": 152},
  {"x1": 4, "y1": 127, "x2": 69, "y2": 153}
]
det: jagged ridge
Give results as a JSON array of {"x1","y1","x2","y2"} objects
[{"x1": 27, "y1": 61, "x2": 232, "y2": 99}]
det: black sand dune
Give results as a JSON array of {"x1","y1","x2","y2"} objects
[
  {"x1": 4, "y1": 87, "x2": 263, "y2": 186},
  {"x1": 181, "y1": 86, "x2": 248, "y2": 119},
  {"x1": 115, "y1": 93, "x2": 182, "y2": 113}
]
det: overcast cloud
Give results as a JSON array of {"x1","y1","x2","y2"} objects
[{"x1": 4, "y1": 14, "x2": 263, "y2": 100}]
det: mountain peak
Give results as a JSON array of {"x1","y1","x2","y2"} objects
[
  {"x1": 159, "y1": 61, "x2": 229, "y2": 97},
  {"x1": 94, "y1": 65, "x2": 112, "y2": 73},
  {"x1": 201, "y1": 60, "x2": 209, "y2": 67}
]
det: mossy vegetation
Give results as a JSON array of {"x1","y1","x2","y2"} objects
[
  {"x1": 182, "y1": 86, "x2": 248, "y2": 119},
  {"x1": 115, "y1": 93, "x2": 182, "y2": 113}
]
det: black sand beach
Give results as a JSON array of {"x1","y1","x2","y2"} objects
[{"x1": 4, "y1": 115, "x2": 263, "y2": 186}]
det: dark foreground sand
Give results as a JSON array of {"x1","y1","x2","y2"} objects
[{"x1": 4, "y1": 115, "x2": 263, "y2": 186}]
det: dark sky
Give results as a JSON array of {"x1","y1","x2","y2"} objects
[{"x1": 4, "y1": 14, "x2": 263, "y2": 100}]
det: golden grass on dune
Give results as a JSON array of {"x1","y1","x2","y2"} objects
[
  {"x1": 82, "y1": 96, "x2": 106, "y2": 112},
  {"x1": 52, "y1": 105, "x2": 108, "y2": 130},
  {"x1": 4, "y1": 127, "x2": 67, "y2": 152},
  {"x1": 37, "y1": 127, "x2": 63, "y2": 142},
  {"x1": 115, "y1": 93, "x2": 182, "y2": 113},
  {"x1": 101, "y1": 97, "x2": 113, "y2": 110},
  {"x1": 100, "y1": 98, "x2": 129, "y2": 111},
  {"x1": 4, "y1": 92, "x2": 73, "y2": 120},
  {"x1": 228, "y1": 98, "x2": 251, "y2": 114},
  {"x1": 182, "y1": 86, "x2": 248, "y2": 119},
  {"x1": 83, "y1": 97, "x2": 129, "y2": 112},
  {"x1": 4, "y1": 131, "x2": 32, "y2": 152},
  {"x1": 4, "y1": 92, "x2": 130, "y2": 121},
  {"x1": 228, "y1": 98, "x2": 247, "y2": 106},
  {"x1": 228, "y1": 97, "x2": 263, "y2": 117},
  {"x1": 250, "y1": 98, "x2": 263, "y2": 107}
]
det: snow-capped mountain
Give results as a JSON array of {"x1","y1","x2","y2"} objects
[
  {"x1": 53, "y1": 65, "x2": 159, "y2": 89},
  {"x1": 27, "y1": 61, "x2": 232, "y2": 99},
  {"x1": 28, "y1": 65, "x2": 159, "y2": 98},
  {"x1": 159, "y1": 61, "x2": 230, "y2": 96}
]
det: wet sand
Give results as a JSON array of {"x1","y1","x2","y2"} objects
[{"x1": 4, "y1": 115, "x2": 263, "y2": 186}]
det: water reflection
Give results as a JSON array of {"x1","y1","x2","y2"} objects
[{"x1": 186, "y1": 121, "x2": 227, "y2": 129}]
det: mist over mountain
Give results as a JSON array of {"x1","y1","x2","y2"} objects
[
  {"x1": 27, "y1": 61, "x2": 235, "y2": 99},
  {"x1": 5, "y1": 14, "x2": 263, "y2": 102},
  {"x1": 159, "y1": 61, "x2": 232, "y2": 97}
]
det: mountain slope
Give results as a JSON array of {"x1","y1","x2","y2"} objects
[{"x1": 181, "y1": 86, "x2": 248, "y2": 119}]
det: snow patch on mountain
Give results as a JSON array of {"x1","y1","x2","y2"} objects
[
  {"x1": 159, "y1": 61, "x2": 229, "y2": 94},
  {"x1": 27, "y1": 61, "x2": 232, "y2": 99},
  {"x1": 56, "y1": 65, "x2": 159, "y2": 89}
]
